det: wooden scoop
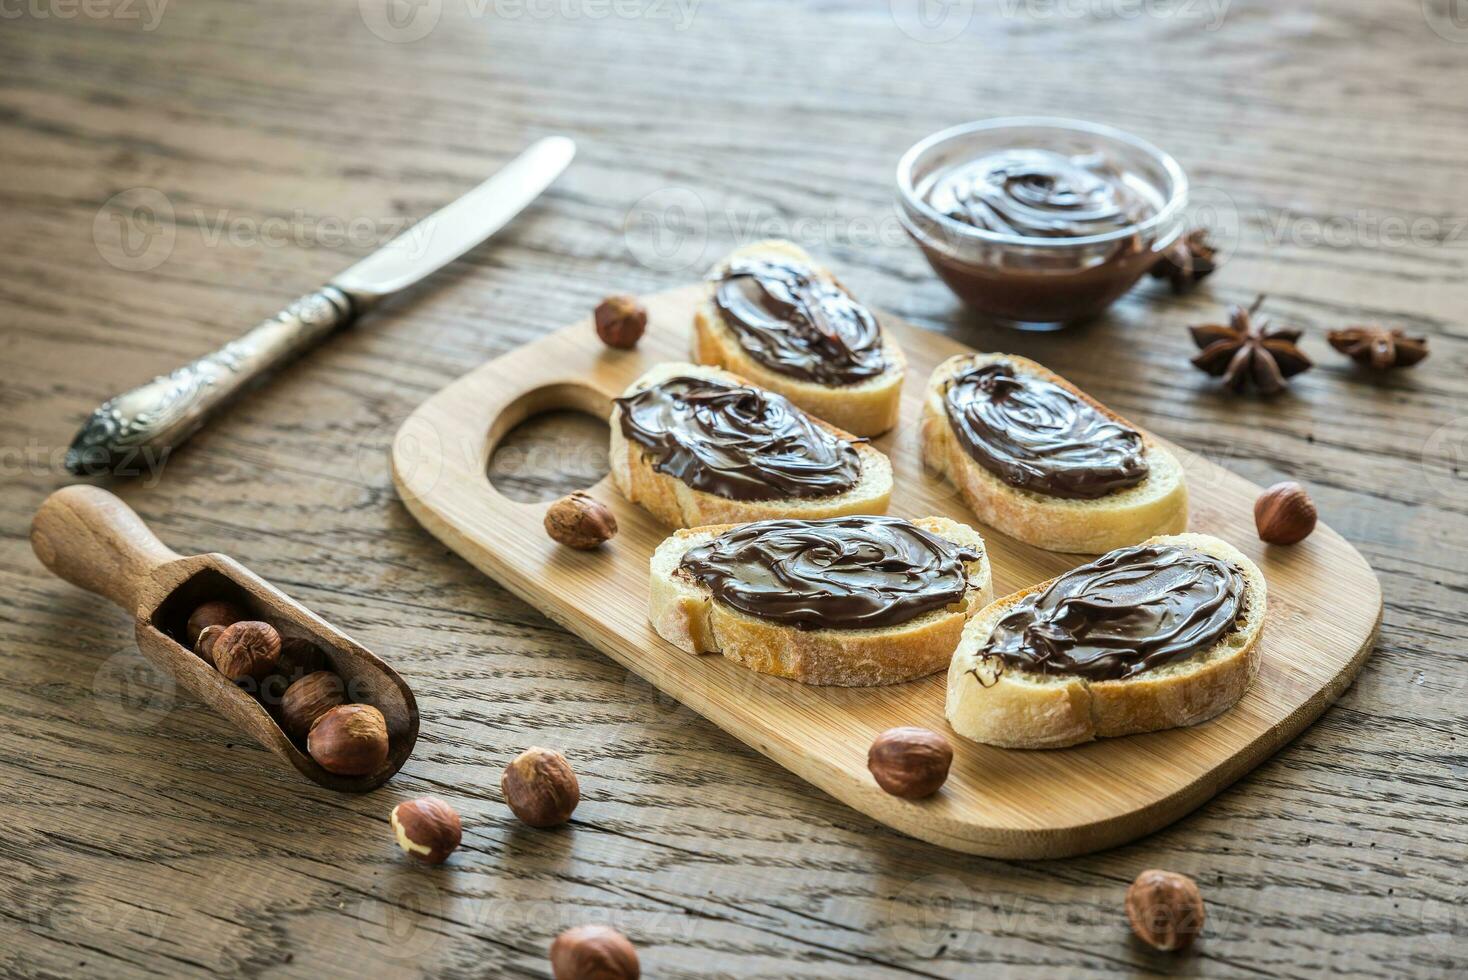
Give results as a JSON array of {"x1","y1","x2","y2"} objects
[{"x1": 31, "y1": 484, "x2": 418, "y2": 792}]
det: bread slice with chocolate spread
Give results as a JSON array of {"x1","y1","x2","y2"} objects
[
  {"x1": 650, "y1": 515, "x2": 992, "y2": 686},
  {"x1": 693, "y1": 240, "x2": 906, "y2": 437},
  {"x1": 921, "y1": 352, "x2": 1188, "y2": 553},
  {"x1": 610, "y1": 362, "x2": 892, "y2": 528},
  {"x1": 946, "y1": 532, "x2": 1265, "y2": 749}
]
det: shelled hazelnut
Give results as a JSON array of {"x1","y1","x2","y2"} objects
[
  {"x1": 501, "y1": 746, "x2": 579, "y2": 827},
  {"x1": 212, "y1": 621, "x2": 282, "y2": 683},
  {"x1": 278, "y1": 636, "x2": 329, "y2": 679},
  {"x1": 280, "y1": 671, "x2": 345, "y2": 740},
  {"x1": 545, "y1": 492, "x2": 617, "y2": 550},
  {"x1": 1254, "y1": 481, "x2": 1317, "y2": 545},
  {"x1": 594, "y1": 295, "x2": 647, "y2": 349},
  {"x1": 194, "y1": 624, "x2": 226, "y2": 667},
  {"x1": 308, "y1": 703, "x2": 389, "y2": 776},
  {"x1": 1126, "y1": 869, "x2": 1205, "y2": 952},
  {"x1": 186, "y1": 600, "x2": 244, "y2": 646},
  {"x1": 550, "y1": 925, "x2": 639, "y2": 980},
  {"x1": 867, "y1": 727, "x2": 953, "y2": 799},
  {"x1": 390, "y1": 796, "x2": 462, "y2": 865}
]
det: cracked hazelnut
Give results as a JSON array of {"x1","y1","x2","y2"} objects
[
  {"x1": 212, "y1": 621, "x2": 282, "y2": 682},
  {"x1": 186, "y1": 600, "x2": 244, "y2": 646},
  {"x1": 594, "y1": 295, "x2": 647, "y2": 349},
  {"x1": 867, "y1": 727, "x2": 953, "y2": 799},
  {"x1": 545, "y1": 492, "x2": 617, "y2": 550},
  {"x1": 1254, "y1": 481, "x2": 1317, "y2": 545},
  {"x1": 1126, "y1": 869, "x2": 1205, "y2": 951},
  {"x1": 194, "y1": 624, "x2": 225, "y2": 667},
  {"x1": 280, "y1": 671, "x2": 345, "y2": 740},
  {"x1": 391, "y1": 796, "x2": 462, "y2": 865},
  {"x1": 501, "y1": 746, "x2": 579, "y2": 827},
  {"x1": 550, "y1": 925, "x2": 639, "y2": 980},
  {"x1": 307, "y1": 703, "x2": 389, "y2": 776}
]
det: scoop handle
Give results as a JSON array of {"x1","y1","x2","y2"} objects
[{"x1": 30, "y1": 485, "x2": 181, "y2": 614}]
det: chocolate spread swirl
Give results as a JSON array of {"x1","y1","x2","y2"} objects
[
  {"x1": 616, "y1": 376, "x2": 860, "y2": 501},
  {"x1": 944, "y1": 361, "x2": 1148, "y2": 499},
  {"x1": 713, "y1": 258, "x2": 886, "y2": 386},
  {"x1": 925, "y1": 148, "x2": 1155, "y2": 239},
  {"x1": 679, "y1": 516, "x2": 981, "y2": 631},
  {"x1": 977, "y1": 544, "x2": 1245, "y2": 682}
]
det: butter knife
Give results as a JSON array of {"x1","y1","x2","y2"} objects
[{"x1": 66, "y1": 136, "x2": 576, "y2": 476}]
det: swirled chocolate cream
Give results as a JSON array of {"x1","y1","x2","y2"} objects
[
  {"x1": 713, "y1": 258, "x2": 886, "y2": 386},
  {"x1": 679, "y1": 516, "x2": 980, "y2": 630},
  {"x1": 980, "y1": 544, "x2": 1245, "y2": 681},
  {"x1": 925, "y1": 148, "x2": 1156, "y2": 239},
  {"x1": 944, "y1": 361, "x2": 1147, "y2": 499},
  {"x1": 615, "y1": 376, "x2": 860, "y2": 500}
]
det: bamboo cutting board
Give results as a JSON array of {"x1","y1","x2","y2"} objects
[{"x1": 392, "y1": 284, "x2": 1381, "y2": 858}]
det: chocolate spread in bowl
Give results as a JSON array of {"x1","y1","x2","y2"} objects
[
  {"x1": 679, "y1": 516, "x2": 980, "y2": 631},
  {"x1": 615, "y1": 376, "x2": 860, "y2": 501}
]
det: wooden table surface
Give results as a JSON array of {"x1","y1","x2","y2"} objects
[{"x1": 2, "y1": 1, "x2": 1464, "y2": 977}]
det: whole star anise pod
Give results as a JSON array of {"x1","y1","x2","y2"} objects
[
  {"x1": 1189, "y1": 296, "x2": 1312, "y2": 395},
  {"x1": 1326, "y1": 326, "x2": 1428, "y2": 371},
  {"x1": 1150, "y1": 229, "x2": 1217, "y2": 293}
]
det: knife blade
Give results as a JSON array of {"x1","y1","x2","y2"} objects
[{"x1": 65, "y1": 137, "x2": 576, "y2": 477}]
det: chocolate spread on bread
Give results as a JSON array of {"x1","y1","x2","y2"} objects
[
  {"x1": 712, "y1": 258, "x2": 886, "y2": 386},
  {"x1": 678, "y1": 516, "x2": 980, "y2": 630},
  {"x1": 943, "y1": 361, "x2": 1148, "y2": 499},
  {"x1": 978, "y1": 544, "x2": 1245, "y2": 681},
  {"x1": 615, "y1": 376, "x2": 860, "y2": 501}
]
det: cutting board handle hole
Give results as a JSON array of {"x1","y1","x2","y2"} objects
[{"x1": 485, "y1": 382, "x2": 613, "y2": 503}]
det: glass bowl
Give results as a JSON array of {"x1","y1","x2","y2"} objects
[{"x1": 896, "y1": 117, "x2": 1188, "y2": 330}]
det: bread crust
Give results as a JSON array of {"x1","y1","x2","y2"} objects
[
  {"x1": 692, "y1": 240, "x2": 905, "y2": 437},
  {"x1": 651, "y1": 516, "x2": 993, "y2": 686},
  {"x1": 609, "y1": 362, "x2": 893, "y2": 528},
  {"x1": 945, "y1": 533, "x2": 1266, "y2": 748},
  {"x1": 921, "y1": 353, "x2": 1188, "y2": 553}
]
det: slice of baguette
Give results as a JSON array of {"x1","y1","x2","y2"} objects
[
  {"x1": 692, "y1": 239, "x2": 906, "y2": 437},
  {"x1": 610, "y1": 362, "x2": 893, "y2": 528},
  {"x1": 945, "y1": 533, "x2": 1265, "y2": 749},
  {"x1": 921, "y1": 352, "x2": 1188, "y2": 553},
  {"x1": 651, "y1": 517, "x2": 992, "y2": 686}
]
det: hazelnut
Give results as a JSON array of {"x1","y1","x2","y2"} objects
[
  {"x1": 501, "y1": 746, "x2": 579, "y2": 827},
  {"x1": 1126, "y1": 869, "x2": 1205, "y2": 952},
  {"x1": 307, "y1": 703, "x2": 390, "y2": 776},
  {"x1": 867, "y1": 727, "x2": 953, "y2": 799},
  {"x1": 1254, "y1": 480, "x2": 1317, "y2": 545},
  {"x1": 550, "y1": 925, "x2": 639, "y2": 980},
  {"x1": 280, "y1": 671, "x2": 345, "y2": 740},
  {"x1": 194, "y1": 624, "x2": 225, "y2": 667},
  {"x1": 593, "y1": 295, "x2": 647, "y2": 349},
  {"x1": 211, "y1": 621, "x2": 282, "y2": 682},
  {"x1": 278, "y1": 636, "x2": 329, "y2": 678},
  {"x1": 186, "y1": 600, "x2": 244, "y2": 646},
  {"x1": 544, "y1": 492, "x2": 617, "y2": 550},
  {"x1": 390, "y1": 796, "x2": 463, "y2": 865}
]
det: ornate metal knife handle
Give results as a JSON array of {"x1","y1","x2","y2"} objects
[{"x1": 65, "y1": 287, "x2": 356, "y2": 475}]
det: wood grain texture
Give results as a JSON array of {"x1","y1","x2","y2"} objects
[
  {"x1": 1, "y1": 0, "x2": 1465, "y2": 977},
  {"x1": 392, "y1": 283, "x2": 1382, "y2": 857}
]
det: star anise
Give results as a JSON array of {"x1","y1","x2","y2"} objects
[
  {"x1": 1189, "y1": 295, "x2": 1312, "y2": 395},
  {"x1": 1150, "y1": 229, "x2": 1217, "y2": 293},
  {"x1": 1326, "y1": 326, "x2": 1429, "y2": 371}
]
